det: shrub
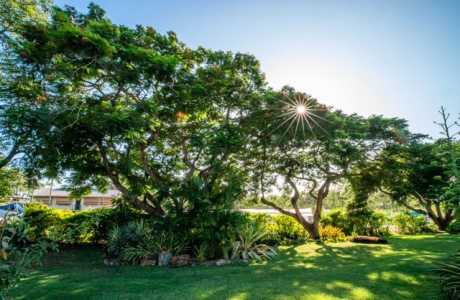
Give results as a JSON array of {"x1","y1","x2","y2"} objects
[
  {"x1": 0, "y1": 216, "x2": 56, "y2": 299},
  {"x1": 321, "y1": 209, "x2": 348, "y2": 233},
  {"x1": 49, "y1": 208, "x2": 118, "y2": 244},
  {"x1": 319, "y1": 225, "x2": 346, "y2": 242},
  {"x1": 187, "y1": 210, "x2": 246, "y2": 260},
  {"x1": 23, "y1": 203, "x2": 68, "y2": 241},
  {"x1": 225, "y1": 223, "x2": 277, "y2": 262},
  {"x1": 321, "y1": 208, "x2": 390, "y2": 236},
  {"x1": 107, "y1": 221, "x2": 186, "y2": 265},
  {"x1": 392, "y1": 212, "x2": 430, "y2": 234},
  {"x1": 24, "y1": 203, "x2": 145, "y2": 245},
  {"x1": 248, "y1": 214, "x2": 309, "y2": 244},
  {"x1": 447, "y1": 220, "x2": 460, "y2": 234},
  {"x1": 436, "y1": 250, "x2": 460, "y2": 300},
  {"x1": 107, "y1": 221, "x2": 156, "y2": 264},
  {"x1": 273, "y1": 215, "x2": 309, "y2": 242}
]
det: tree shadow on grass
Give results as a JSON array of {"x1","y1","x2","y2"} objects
[{"x1": 11, "y1": 234, "x2": 460, "y2": 300}]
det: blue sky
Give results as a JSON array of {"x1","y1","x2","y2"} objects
[{"x1": 54, "y1": 0, "x2": 460, "y2": 137}]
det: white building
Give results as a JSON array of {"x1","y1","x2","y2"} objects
[{"x1": 32, "y1": 187, "x2": 120, "y2": 210}]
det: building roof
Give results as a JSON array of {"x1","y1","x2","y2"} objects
[{"x1": 33, "y1": 187, "x2": 120, "y2": 198}]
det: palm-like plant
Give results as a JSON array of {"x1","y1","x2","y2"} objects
[
  {"x1": 232, "y1": 224, "x2": 277, "y2": 262},
  {"x1": 436, "y1": 250, "x2": 460, "y2": 300}
]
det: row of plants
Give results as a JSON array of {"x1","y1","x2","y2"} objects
[
  {"x1": 321, "y1": 208, "x2": 440, "y2": 236},
  {"x1": 16, "y1": 203, "x2": 458, "y2": 269},
  {"x1": 23, "y1": 203, "x2": 453, "y2": 249},
  {"x1": 21, "y1": 203, "x2": 281, "y2": 266}
]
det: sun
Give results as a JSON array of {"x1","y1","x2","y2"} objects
[
  {"x1": 296, "y1": 104, "x2": 307, "y2": 115},
  {"x1": 275, "y1": 94, "x2": 328, "y2": 136}
]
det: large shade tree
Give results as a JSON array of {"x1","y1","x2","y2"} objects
[
  {"x1": 0, "y1": 0, "x2": 50, "y2": 170},
  {"x1": 246, "y1": 88, "x2": 408, "y2": 239},
  {"x1": 1, "y1": 4, "x2": 266, "y2": 225}
]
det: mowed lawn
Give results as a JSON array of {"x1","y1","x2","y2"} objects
[{"x1": 11, "y1": 234, "x2": 460, "y2": 300}]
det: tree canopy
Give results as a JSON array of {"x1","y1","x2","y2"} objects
[
  {"x1": 1, "y1": 4, "x2": 266, "y2": 226},
  {"x1": 244, "y1": 88, "x2": 410, "y2": 238}
]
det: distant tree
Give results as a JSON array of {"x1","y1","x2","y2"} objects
[
  {"x1": 378, "y1": 138, "x2": 459, "y2": 230},
  {"x1": 435, "y1": 106, "x2": 460, "y2": 212}
]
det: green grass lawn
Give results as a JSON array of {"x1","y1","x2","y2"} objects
[{"x1": 11, "y1": 234, "x2": 460, "y2": 300}]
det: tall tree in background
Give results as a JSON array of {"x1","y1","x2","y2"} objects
[
  {"x1": 435, "y1": 106, "x2": 460, "y2": 213},
  {"x1": 378, "y1": 138, "x2": 458, "y2": 230}
]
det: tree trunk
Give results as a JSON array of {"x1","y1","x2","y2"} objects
[
  {"x1": 412, "y1": 195, "x2": 454, "y2": 231},
  {"x1": 261, "y1": 177, "x2": 331, "y2": 241},
  {"x1": 307, "y1": 222, "x2": 321, "y2": 240}
]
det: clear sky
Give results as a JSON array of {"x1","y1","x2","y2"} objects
[{"x1": 54, "y1": 0, "x2": 460, "y2": 137}]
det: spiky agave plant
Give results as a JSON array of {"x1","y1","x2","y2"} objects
[
  {"x1": 234, "y1": 224, "x2": 277, "y2": 262},
  {"x1": 436, "y1": 250, "x2": 460, "y2": 300}
]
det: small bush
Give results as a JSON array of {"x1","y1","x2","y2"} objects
[
  {"x1": 321, "y1": 209, "x2": 348, "y2": 233},
  {"x1": 48, "y1": 208, "x2": 118, "y2": 244},
  {"x1": 248, "y1": 214, "x2": 308, "y2": 244},
  {"x1": 0, "y1": 216, "x2": 56, "y2": 298},
  {"x1": 447, "y1": 220, "x2": 460, "y2": 234},
  {"x1": 225, "y1": 223, "x2": 277, "y2": 262},
  {"x1": 107, "y1": 221, "x2": 187, "y2": 265},
  {"x1": 392, "y1": 213, "x2": 430, "y2": 235},
  {"x1": 321, "y1": 208, "x2": 390, "y2": 236},
  {"x1": 319, "y1": 225, "x2": 346, "y2": 242}
]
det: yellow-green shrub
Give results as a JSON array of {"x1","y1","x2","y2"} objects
[
  {"x1": 319, "y1": 225, "x2": 346, "y2": 242},
  {"x1": 248, "y1": 214, "x2": 309, "y2": 244}
]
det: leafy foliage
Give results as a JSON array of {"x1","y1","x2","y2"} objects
[
  {"x1": 0, "y1": 168, "x2": 26, "y2": 202},
  {"x1": 245, "y1": 87, "x2": 409, "y2": 239},
  {"x1": 227, "y1": 223, "x2": 277, "y2": 262},
  {"x1": 448, "y1": 219, "x2": 460, "y2": 234},
  {"x1": 321, "y1": 208, "x2": 390, "y2": 236},
  {"x1": 319, "y1": 225, "x2": 346, "y2": 242},
  {"x1": 436, "y1": 250, "x2": 460, "y2": 300},
  {"x1": 392, "y1": 212, "x2": 433, "y2": 235},
  {"x1": 248, "y1": 213, "x2": 309, "y2": 244},
  {"x1": 107, "y1": 221, "x2": 158, "y2": 264},
  {"x1": 24, "y1": 202, "x2": 143, "y2": 244},
  {"x1": 0, "y1": 215, "x2": 55, "y2": 299},
  {"x1": 1, "y1": 3, "x2": 265, "y2": 226}
]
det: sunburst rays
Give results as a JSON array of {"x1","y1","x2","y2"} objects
[{"x1": 275, "y1": 94, "x2": 329, "y2": 137}]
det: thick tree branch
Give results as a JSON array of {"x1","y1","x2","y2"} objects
[
  {"x1": 260, "y1": 197, "x2": 297, "y2": 219},
  {"x1": 0, "y1": 142, "x2": 19, "y2": 169}
]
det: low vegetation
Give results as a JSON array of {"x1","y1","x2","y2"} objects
[{"x1": 9, "y1": 234, "x2": 460, "y2": 300}]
